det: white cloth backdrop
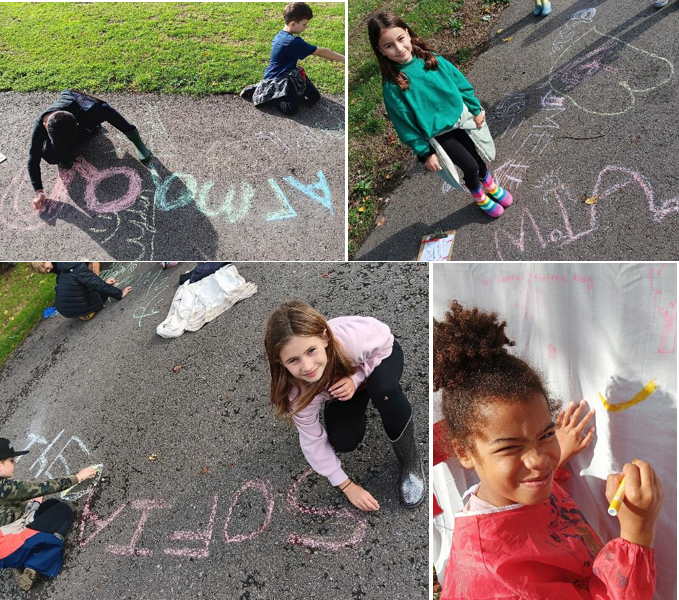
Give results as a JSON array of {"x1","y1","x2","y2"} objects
[{"x1": 432, "y1": 263, "x2": 677, "y2": 600}]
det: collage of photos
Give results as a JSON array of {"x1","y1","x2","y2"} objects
[{"x1": 0, "y1": 1, "x2": 676, "y2": 599}]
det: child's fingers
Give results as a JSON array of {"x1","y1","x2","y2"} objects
[
  {"x1": 556, "y1": 411, "x2": 564, "y2": 427},
  {"x1": 605, "y1": 472, "x2": 624, "y2": 503},
  {"x1": 579, "y1": 426, "x2": 595, "y2": 449},
  {"x1": 636, "y1": 460, "x2": 654, "y2": 492},
  {"x1": 569, "y1": 400, "x2": 587, "y2": 426},
  {"x1": 573, "y1": 408, "x2": 595, "y2": 435},
  {"x1": 622, "y1": 462, "x2": 642, "y2": 503},
  {"x1": 562, "y1": 401, "x2": 576, "y2": 427}
]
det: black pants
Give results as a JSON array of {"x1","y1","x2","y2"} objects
[
  {"x1": 434, "y1": 129, "x2": 488, "y2": 191},
  {"x1": 270, "y1": 79, "x2": 321, "y2": 116},
  {"x1": 27, "y1": 499, "x2": 73, "y2": 539},
  {"x1": 325, "y1": 340, "x2": 412, "y2": 451},
  {"x1": 42, "y1": 102, "x2": 135, "y2": 165}
]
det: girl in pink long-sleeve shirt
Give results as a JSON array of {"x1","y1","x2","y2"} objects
[
  {"x1": 433, "y1": 301, "x2": 662, "y2": 600},
  {"x1": 265, "y1": 299, "x2": 426, "y2": 511}
]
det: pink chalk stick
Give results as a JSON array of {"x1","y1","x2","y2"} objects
[{"x1": 223, "y1": 480, "x2": 274, "y2": 544}]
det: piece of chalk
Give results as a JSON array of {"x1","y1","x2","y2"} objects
[
  {"x1": 608, "y1": 458, "x2": 639, "y2": 516},
  {"x1": 0, "y1": 153, "x2": 6, "y2": 164}
]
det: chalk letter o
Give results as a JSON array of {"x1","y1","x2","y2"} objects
[{"x1": 223, "y1": 480, "x2": 274, "y2": 544}]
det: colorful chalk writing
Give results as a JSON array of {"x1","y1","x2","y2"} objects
[
  {"x1": 598, "y1": 379, "x2": 658, "y2": 412},
  {"x1": 223, "y1": 481, "x2": 274, "y2": 544},
  {"x1": 165, "y1": 494, "x2": 219, "y2": 559}
]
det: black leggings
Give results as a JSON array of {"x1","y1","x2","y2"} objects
[
  {"x1": 42, "y1": 102, "x2": 135, "y2": 165},
  {"x1": 325, "y1": 340, "x2": 412, "y2": 451},
  {"x1": 434, "y1": 129, "x2": 488, "y2": 191},
  {"x1": 270, "y1": 79, "x2": 321, "y2": 116},
  {"x1": 27, "y1": 499, "x2": 73, "y2": 539}
]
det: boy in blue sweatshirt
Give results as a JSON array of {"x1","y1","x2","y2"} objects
[{"x1": 241, "y1": 2, "x2": 345, "y2": 115}]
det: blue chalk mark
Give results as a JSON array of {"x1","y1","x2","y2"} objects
[
  {"x1": 267, "y1": 179, "x2": 297, "y2": 221},
  {"x1": 282, "y1": 171, "x2": 333, "y2": 214},
  {"x1": 197, "y1": 181, "x2": 254, "y2": 223}
]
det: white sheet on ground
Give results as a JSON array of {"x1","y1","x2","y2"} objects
[
  {"x1": 156, "y1": 265, "x2": 257, "y2": 338},
  {"x1": 432, "y1": 263, "x2": 677, "y2": 600}
]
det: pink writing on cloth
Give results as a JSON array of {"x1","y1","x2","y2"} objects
[{"x1": 442, "y1": 481, "x2": 656, "y2": 600}]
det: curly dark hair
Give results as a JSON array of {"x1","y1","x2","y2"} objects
[{"x1": 433, "y1": 301, "x2": 561, "y2": 457}]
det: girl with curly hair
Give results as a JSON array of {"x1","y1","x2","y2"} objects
[
  {"x1": 265, "y1": 300, "x2": 425, "y2": 511},
  {"x1": 433, "y1": 300, "x2": 662, "y2": 600}
]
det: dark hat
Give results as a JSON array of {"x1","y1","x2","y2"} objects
[{"x1": 0, "y1": 439, "x2": 29, "y2": 461}]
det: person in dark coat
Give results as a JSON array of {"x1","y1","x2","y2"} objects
[
  {"x1": 28, "y1": 90, "x2": 152, "y2": 212},
  {"x1": 30, "y1": 262, "x2": 132, "y2": 320}
]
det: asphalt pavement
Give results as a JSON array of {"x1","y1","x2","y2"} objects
[
  {"x1": 0, "y1": 262, "x2": 428, "y2": 600},
  {"x1": 0, "y1": 93, "x2": 345, "y2": 261},
  {"x1": 355, "y1": 0, "x2": 679, "y2": 260}
]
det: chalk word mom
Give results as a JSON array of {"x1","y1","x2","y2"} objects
[
  {"x1": 79, "y1": 469, "x2": 366, "y2": 557},
  {"x1": 48, "y1": 158, "x2": 334, "y2": 223}
]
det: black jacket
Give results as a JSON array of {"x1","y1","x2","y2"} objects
[{"x1": 52, "y1": 262, "x2": 123, "y2": 318}]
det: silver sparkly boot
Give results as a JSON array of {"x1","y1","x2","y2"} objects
[{"x1": 390, "y1": 416, "x2": 426, "y2": 508}]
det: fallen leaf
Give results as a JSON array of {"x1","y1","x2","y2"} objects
[
  {"x1": 502, "y1": 36, "x2": 514, "y2": 43},
  {"x1": 376, "y1": 216, "x2": 387, "y2": 228},
  {"x1": 583, "y1": 194, "x2": 599, "y2": 205},
  {"x1": 496, "y1": 28, "x2": 504, "y2": 34},
  {"x1": 227, "y1": 462, "x2": 235, "y2": 468},
  {"x1": 482, "y1": 15, "x2": 492, "y2": 21},
  {"x1": 225, "y1": 394, "x2": 232, "y2": 400},
  {"x1": 200, "y1": 466, "x2": 210, "y2": 475},
  {"x1": 172, "y1": 365, "x2": 182, "y2": 372},
  {"x1": 148, "y1": 454, "x2": 158, "y2": 461},
  {"x1": 321, "y1": 272, "x2": 329, "y2": 278},
  {"x1": 358, "y1": 206, "x2": 366, "y2": 213}
]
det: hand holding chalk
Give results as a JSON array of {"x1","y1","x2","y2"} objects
[
  {"x1": 605, "y1": 459, "x2": 663, "y2": 549},
  {"x1": 76, "y1": 465, "x2": 99, "y2": 482}
]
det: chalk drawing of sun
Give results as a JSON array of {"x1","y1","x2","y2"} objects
[{"x1": 533, "y1": 168, "x2": 563, "y2": 197}]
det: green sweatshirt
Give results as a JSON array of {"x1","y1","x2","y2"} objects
[
  {"x1": 0, "y1": 475, "x2": 78, "y2": 526},
  {"x1": 382, "y1": 55, "x2": 482, "y2": 158}
]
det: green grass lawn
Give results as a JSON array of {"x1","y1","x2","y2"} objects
[
  {"x1": 0, "y1": 264, "x2": 56, "y2": 367},
  {"x1": 348, "y1": 0, "x2": 509, "y2": 255},
  {"x1": 0, "y1": 2, "x2": 345, "y2": 94}
]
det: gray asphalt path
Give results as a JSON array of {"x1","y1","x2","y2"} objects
[
  {"x1": 0, "y1": 262, "x2": 428, "y2": 600},
  {"x1": 355, "y1": 0, "x2": 679, "y2": 261},
  {"x1": 0, "y1": 93, "x2": 345, "y2": 261}
]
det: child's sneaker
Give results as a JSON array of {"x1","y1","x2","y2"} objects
[
  {"x1": 15, "y1": 567, "x2": 38, "y2": 590},
  {"x1": 533, "y1": 0, "x2": 543, "y2": 15},
  {"x1": 482, "y1": 172, "x2": 513, "y2": 208},
  {"x1": 652, "y1": 0, "x2": 668, "y2": 7},
  {"x1": 541, "y1": 1, "x2": 552, "y2": 15},
  {"x1": 471, "y1": 186, "x2": 504, "y2": 218},
  {"x1": 79, "y1": 312, "x2": 96, "y2": 321},
  {"x1": 240, "y1": 85, "x2": 256, "y2": 102}
]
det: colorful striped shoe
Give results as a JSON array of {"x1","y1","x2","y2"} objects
[
  {"x1": 471, "y1": 187, "x2": 504, "y2": 218},
  {"x1": 482, "y1": 173, "x2": 514, "y2": 208}
]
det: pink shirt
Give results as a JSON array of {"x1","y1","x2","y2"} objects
[{"x1": 290, "y1": 316, "x2": 394, "y2": 486}]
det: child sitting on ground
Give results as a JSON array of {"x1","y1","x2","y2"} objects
[
  {"x1": 0, "y1": 438, "x2": 97, "y2": 590},
  {"x1": 30, "y1": 262, "x2": 132, "y2": 321},
  {"x1": 433, "y1": 301, "x2": 661, "y2": 599},
  {"x1": 241, "y1": 2, "x2": 345, "y2": 115}
]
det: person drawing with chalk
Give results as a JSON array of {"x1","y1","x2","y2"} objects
[
  {"x1": 0, "y1": 438, "x2": 97, "y2": 591},
  {"x1": 28, "y1": 90, "x2": 152, "y2": 212},
  {"x1": 265, "y1": 300, "x2": 426, "y2": 512},
  {"x1": 434, "y1": 301, "x2": 663, "y2": 600}
]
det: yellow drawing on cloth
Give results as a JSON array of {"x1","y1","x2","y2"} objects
[{"x1": 599, "y1": 379, "x2": 657, "y2": 412}]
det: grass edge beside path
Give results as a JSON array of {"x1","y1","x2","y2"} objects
[
  {"x1": 0, "y1": 264, "x2": 56, "y2": 368},
  {"x1": 0, "y1": 2, "x2": 345, "y2": 95},
  {"x1": 348, "y1": 0, "x2": 512, "y2": 257}
]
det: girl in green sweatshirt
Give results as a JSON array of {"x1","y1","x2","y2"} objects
[{"x1": 368, "y1": 12, "x2": 513, "y2": 218}]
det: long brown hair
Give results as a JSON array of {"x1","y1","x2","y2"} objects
[
  {"x1": 265, "y1": 300, "x2": 357, "y2": 418},
  {"x1": 367, "y1": 11, "x2": 439, "y2": 91}
]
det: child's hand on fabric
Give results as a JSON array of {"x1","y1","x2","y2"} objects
[
  {"x1": 424, "y1": 154, "x2": 442, "y2": 172},
  {"x1": 556, "y1": 400, "x2": 595, "y2": 468},
  {"x1": 121, "y1": 286, "x2": 133, "y2": 298},
  {"x1": 606, "y1": 460, "x2": 663, "y2": 548},
  {"x1": 76, "y1": 466, "x2": 98, "y2": 482},
  {"x1": 473, "y1": 113, "x2": 486, "y2": 128},
  {"x1": 106, "y1": 278, "x2": 118, "y2": 285},
  {"x1": 329, "y1": 376, "x2": 356, "y2": 401},
  {"x1": 342, "y1": 481, "x2": 380, "y2": 511}
]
